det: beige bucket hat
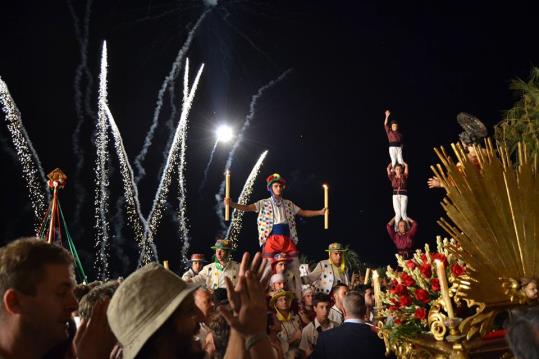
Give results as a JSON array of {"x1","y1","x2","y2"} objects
[{"x1": 106, "y1": 263, "x2": 200, "y2": 359}]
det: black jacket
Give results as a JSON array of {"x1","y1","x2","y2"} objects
[{"x1": 310, "y1": 322, "x2": 386, "y2": 359}]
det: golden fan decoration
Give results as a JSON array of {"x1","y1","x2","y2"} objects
[{"x1": 431, "y1": 139, "x2": 538, "y2": 304}]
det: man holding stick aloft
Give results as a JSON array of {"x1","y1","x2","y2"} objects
[{"x1": 224, "y1": 173, "x2": 326, "y2": 297}]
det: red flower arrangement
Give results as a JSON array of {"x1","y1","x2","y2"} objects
[{"x1": 380, "y1": 239, "x2": 467, "y2": 341}]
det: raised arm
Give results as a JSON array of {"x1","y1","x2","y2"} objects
[
  {"x1": 384, "y1": 110, "x2": 390, "y2": 126},
  {"x1": 225, "y1": 197, "x2": 257, "y2": 212},
  {"x1": 387, "y1": 163, "x2": 393, "y2": 176},
  {"x1": 404, "y1": 162, "x2": 409, "y2": 176}
]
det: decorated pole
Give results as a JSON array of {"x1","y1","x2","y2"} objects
[
  {"x1": 47, "y1": 182, "x2": 59, "y2": 244},
  {"x1": 323, "y1": 184, "x2": 329, "y2": 229},
  {"x1": 225, "y1": 170, "x2": 230, "y2": 221},
  {"x1": 39, "y1": 169, "x2": 87, "y2": 283}
]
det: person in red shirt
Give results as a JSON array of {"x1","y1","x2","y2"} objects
[
  {"x1": 384, "y1": 110, "x2": 404, "y2": 167},
  {"x1": 387, "y1": 217, "x2": 418, "y2": 258},
  {"x1": 387, "y1": 162, "x2": 409, "y2": 226}
]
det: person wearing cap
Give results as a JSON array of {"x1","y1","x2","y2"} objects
[
  {"x1": 182, "y1": 253, "x2": 207, "y2": 281},
  {"x1": 225, "y1": 173, "x2": 326, "y2": 299},
  {"x1": 269, "y1": 273, "x2": 287, "y2": 297},
  {"x1": 303, "y1": 243, "x2": 350, "y2": 294},
  {"x1": 189, "y1": 239, "x2": 239, "y2": 290},
  {"x1": 384, "y1": 109, "x2": 405, "y2": 167},
  {"x1": 270, "y1": 290, "x2": 302, "y2": 359}
]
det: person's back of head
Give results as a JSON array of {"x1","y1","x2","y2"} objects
[
  {"x1": 342, "y1": 291, "x2": 366, "y2": 320},
  {"x1": 0, "y1": 237, "x2": 76, "y2": 357},
  {"x1": 78, "y1": 280, "x2": 120, "y2": 320},
  {"x1": 507, "y1": 307, "x2": 539, "y2": 359}
]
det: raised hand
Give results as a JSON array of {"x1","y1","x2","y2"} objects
[
  {"x1": 219, "y1": 252, "x2": 270, "y2": 337},
  {"x1": 427, "y1": 176, "x2": 441, "y2": 189}
]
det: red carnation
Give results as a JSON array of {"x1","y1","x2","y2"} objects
[
  {"x1": 431, "y1": 278, "x2": 440, "y2": 292},
  {"x1": 415, "y1": 307, "x2": 427, "y2": 320},
  {"x1": 390, "y1": 284, "x2": 408, "y2": 296},
  {"x1": 399, "y1": 295, "x2": 413, "y2": 307},
  {"x1": 406, "y1": 260, "x2": 416, "y2": 270},
  {"x1": 389, "y1": 305, "x2": 399, "y2": 312},
  {"x1": 395, "y1": 318, "x2": 402, "y2": 325},
  {"x1": 415, "y1": 288, "x2": 431, "y2": 304},
  {"x1": 430, "y1": 253, "x2": 448, "y2": 267},
  {"x1": 401, "y1": 272, "x2": 416, "y2": 287},
  {"x1": 419, "y1": 263, "x2": 432, "y2": 278},
  {"x1": 451, "y1": 263, "x2": 465, "y2": 277}
]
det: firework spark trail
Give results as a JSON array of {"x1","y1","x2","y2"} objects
[
  {"x1": 198, "y1": 139, "x2": 219, "y2": 195},
  {"x1": 177, "y1": 62, "x2": 205, "y2": 265},
  {"x1": 94, "y1": 42, "x2": 111, "y2": 280},
  {"x1": 0, "y1": 77, "x2": 50, "y2": 234},
  {"x1": 103, "y1": 103, "x2": 150, "y2": 262},
  {"x1": 226, "y1": 150, "x2": 268, "y2": 248},
  {"x1": 68, "y1": 0, "x2": 95, "y2": 238},
  {"x1": 215, "y1": 69, "x2": 293, "y2": 229},
  {"x1": 143, "y1": 60, "x2": 205, "y2": 266},
  {"x1": 133, "y1": 9, "x2": 210, "y2": 184}
]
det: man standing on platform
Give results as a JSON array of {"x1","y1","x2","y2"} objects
[{"x1": 225, "y1": 173, "x2": 326, "y2": 298}]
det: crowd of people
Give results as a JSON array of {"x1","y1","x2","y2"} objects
[{"x1": 0, "y1": 112, "x2": 537, "y2": 358}]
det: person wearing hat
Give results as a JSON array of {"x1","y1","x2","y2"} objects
[
  {"x1": 302, "y1": 243, "x2": 351, "y2": 294},
  {"x1": 270, "y1": 289, "x2": 302, "y2": 359},
  {"x1": 384, "y1": 109, "x2": 405, "y2": 167},
  {"x1": 107, "y1": 252, "x2": 275, "y2": 359},
  {"x1": 189, "y1": 239, "x2": 239, "y2": 290},
  {"x1": 225, "y1": 173, "x2": 326, "y2": 299},
  {"x1": 272, "y1": 252, "x2": 299, "y2": 298},
  {"x1": 182, "y1": 253, "x2": 207, "y2": 281}
]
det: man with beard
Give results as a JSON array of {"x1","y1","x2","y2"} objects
[
  {"x1": 0, "y1": 237, "x2": 78, "y2": 359},
  {"x1": 190, "y1": 240, "x2": 239, "y2": 290}
]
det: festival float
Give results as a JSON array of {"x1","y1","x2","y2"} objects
[{"x1": 375, "y1": 104, "x2": 539, "y2": 358}]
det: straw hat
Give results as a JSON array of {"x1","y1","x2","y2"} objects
[
  {"x1": 325, "y1": 242, "x2": 348, "y2": 253},
  {"x1": 188, "y1": 253, "x2": 207, "y2": 263},
  {"x1": 210, "y1": 239, "x2": 232, "y2": 250},
  {"x1": 107, "y1": 263, "x2": 200, "y2": 359},
  {"x1": 269, "y1": 289, "x2": 295, "y2": 307}
]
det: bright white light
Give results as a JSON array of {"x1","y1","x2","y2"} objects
[{"x1": 216, "y1": 125, "x2": 233, "y2": 143}]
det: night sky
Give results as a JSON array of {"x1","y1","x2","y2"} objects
[{"x1": 1, "y1": 0, "x2": 538, "y2": 279}]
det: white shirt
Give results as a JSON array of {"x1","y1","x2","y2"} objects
[
  {"x1": 328, "y1": 305, "x2": 344, "y2": 325},
  {"x1": 255, "y1": 198, "x2": 300, "y2": 225},
  {"x1": 299, "y1": 318, "x2": 338, "y2": 353}
]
